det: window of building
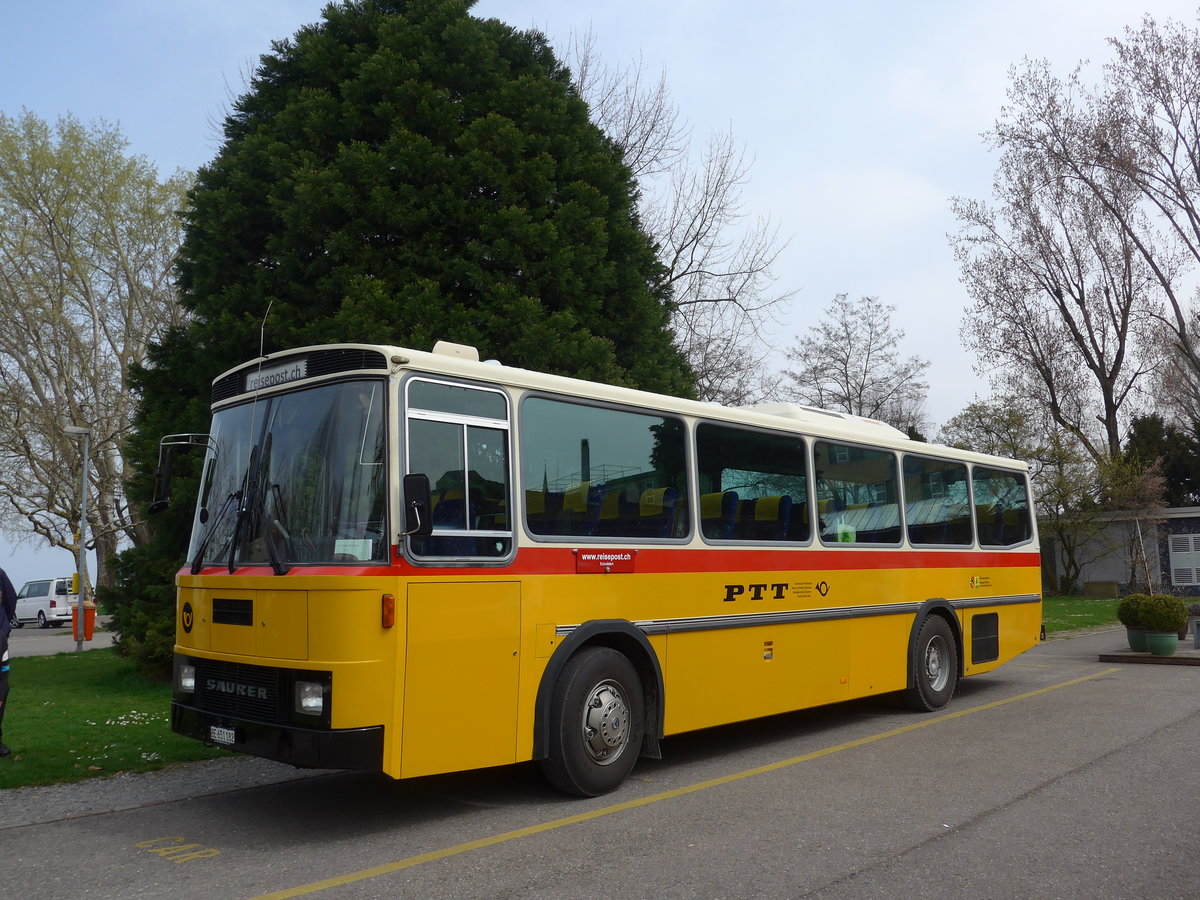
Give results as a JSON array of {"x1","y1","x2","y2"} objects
[{"x1": 1169, "y1": 533, "x2": 1200, "y2": 587}]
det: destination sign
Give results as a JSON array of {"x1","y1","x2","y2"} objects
[{"x1": 244, "y1": 359, "x2": 307, "y2": 392}]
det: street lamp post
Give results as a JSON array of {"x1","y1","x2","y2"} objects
[{"x1": 63, "y1": 424, "x2": 91, "y2": 652}]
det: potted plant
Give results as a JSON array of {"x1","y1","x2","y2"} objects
[
  {"x1": 1139, "y1": 594, "x2": 1188, "y2": 657},
  {"x1": 1118, "y1": 593, "x2": 1149, "y2": 652},
  {"x1": 1189, "y1": 602, "x2": 1200, "y2": 650}
]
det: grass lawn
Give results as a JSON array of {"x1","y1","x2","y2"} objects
[
  {"x1": 1041, "y1": 595, "x2": 1120, "y2": 633},
  {"x1": 0, "y1": 648, "x2": 230, "y2": 790}
]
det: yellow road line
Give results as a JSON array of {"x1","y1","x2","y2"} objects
[{"x1": 251, "y1": 668, "x2": 1120, "y2": 900}]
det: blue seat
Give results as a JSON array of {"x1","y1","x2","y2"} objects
[
  {"x1": 735, "y1": 495, "x2": 793, "y2": 541},
  {"x1": 637, "y1": 487, "x2": 679, "y2": 537},
  {"x1": 701, "y1": 491, "x2": 739, "y2": 539}
]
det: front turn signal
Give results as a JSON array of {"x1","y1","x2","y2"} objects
[{"x1": 382, "y1": 593, "x2": 396, "y2": 629}]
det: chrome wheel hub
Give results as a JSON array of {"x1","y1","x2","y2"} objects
[
  {"x1": 581, "y1": 679, "x2": 630, "y2": 766},
  {"x1": 925, "y1": 635, "x2": 949, "y2": 692}
]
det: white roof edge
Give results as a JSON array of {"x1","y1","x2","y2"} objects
[
  {"x1": 739, "y1": 402, "x2": 910, "y2": 440},
  {"x1": 216, "y1": 342, "x2": 1028, "y2": 470}
]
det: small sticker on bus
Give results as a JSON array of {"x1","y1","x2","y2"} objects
[{"x1": 575, "y1": 549, "x2": 637, "y2": 573}]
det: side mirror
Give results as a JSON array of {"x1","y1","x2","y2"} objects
[
  {"x1": 149, "y1": 449, "x2": 173, "y2": 515},
  {"x1": 150, "y1": 433, "x2": 218, "y2": 515},
  {"x1": 402, "y1": 473, "x2": 433, "y2": 537}
]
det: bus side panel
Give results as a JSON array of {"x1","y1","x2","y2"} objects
[
  {"x1": 959, "y1": 562, "x2": 1043, "y2": 676},
  {"x1": 845, "y1": 611, "x2": 915, "y2": 698},
  {"x1": 663, "y1": 620, "x2": 850, "y2": 735},
  {"x1": 400, "y1": 582, "x2": 522, "y2": 779},
  {"x1": 960, "y1": 600, "x2": 1043, "y2": 676}
]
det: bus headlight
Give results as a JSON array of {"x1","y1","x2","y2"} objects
[
  {"x1": 177, "y1": 663, "x2": 196, "y2": 694},
  {"x1": 295, "y1": 681, "x2": 325, "y2": 716}
]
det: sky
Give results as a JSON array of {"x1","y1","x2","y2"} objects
[{"x1": 2, "y1": 0, "x2": 1198, "y2": 586}]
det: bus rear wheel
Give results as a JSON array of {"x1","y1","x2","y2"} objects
[
  {"x1": 903, "y1": 615, "x2": 958, "y2": 711},
  {"x1": 540, "y1": 647, "x2": 644, "y2": 797}
]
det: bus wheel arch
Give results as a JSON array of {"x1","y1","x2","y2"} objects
[
  {"x1": 902, "y1": 601, "x2": 961, "y2": 712},
  {"x1": 533, "y1": 620, "x2": 664, "y2": 792}
]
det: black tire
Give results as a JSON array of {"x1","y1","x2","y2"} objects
[
  {"x1": 540, "y1": 647, "x2": 644, "y2": 797},
  {"x1": 38, "y1": 611, "x2": 48, "y2": 629},
  {"x1": 11, "y1": 616, "x2": 23, "y2": 629},
  {"x1": 902, "y1": 615, "x2": 958, "y2": 711}
]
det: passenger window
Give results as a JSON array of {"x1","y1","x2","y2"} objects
[
  {"x1": 696, "y1": 423, "x2": 808, "y2": 541},
  {"x1": 405, "y1": 378, "x2": 511, "y2": 559},
  {"x1": 814, "y1": 442, "x2": 901, "y2": 544},
  {"x1": 972, "y1": 467, "x2": 1033, "y2": 547},
  {"x1": 903, "y1": 456, "x2": 972, "y2": 546},
  {"x1": 521, "y1": 397, "x2": 688, "y2": 539}
]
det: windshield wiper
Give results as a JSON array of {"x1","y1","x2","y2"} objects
[
  {"x1": 190, "y1": 489, "x2": 242, "y2": 575},
  {"x1": 255, "y1": 434, "x2": 290, "y2": 575},
  {"x1": 264, "y1": 482, "x2": 293, "y2": 573},
  {"x1": 227, "y1": 444, "x2": 260, "y2": 574},
  {"x1": 228, "y1": 437, "x2": 290, "y2": 576}
]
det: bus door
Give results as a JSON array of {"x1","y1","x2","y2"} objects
[
  {"x1": 400, "y1": 582, "x2": 521, "y2": 778},
  {"x1": 399, "y1": 376, "x2": 518, "y2": 777}
]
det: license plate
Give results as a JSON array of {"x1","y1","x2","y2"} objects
[{"x1": 209, "y1": 725, "x2": 236, "y2": 745}]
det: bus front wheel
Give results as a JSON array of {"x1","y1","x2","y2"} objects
[
  {"x1": 541, "y1": 646, "x2": 644, "y2": 797},
  {"x1": 903, "y1": 615, "x2": 958, "y2": 712}
]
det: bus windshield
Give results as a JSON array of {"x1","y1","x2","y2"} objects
[{"x1": 188, "y1": 379, "x2": 387, "y2": 570}]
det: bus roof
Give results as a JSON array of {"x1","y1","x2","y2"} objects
[{"x1": 213, "y1": 341, "x2": 1028, "y2": 472}]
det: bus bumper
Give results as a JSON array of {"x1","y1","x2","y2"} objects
[{"x1": 171, "y1": 702, "x2": 384, "y2": 772}]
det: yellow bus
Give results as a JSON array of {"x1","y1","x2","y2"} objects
[{"x1": 169, "y1": 340, "x2": 1041, "y2": 795}]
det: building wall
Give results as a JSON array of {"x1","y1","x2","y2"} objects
[{"x1": 1046, "y1": 517, "x2": 1161, "y2": 595}]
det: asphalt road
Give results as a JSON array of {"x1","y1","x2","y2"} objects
[
  {"x1": 3, "y1": 628, "x2": 1197, "y2": 899},
  {"x1": 7, "y1": 617, "x2": 115, "y2": 656}
]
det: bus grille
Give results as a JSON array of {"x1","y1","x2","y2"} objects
[{"x1": 194, "y1": 659, "x2": 281, "y2": 723}]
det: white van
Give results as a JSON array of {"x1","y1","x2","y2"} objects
[{"x1": 12, "y1": 577, "x2": 77, "y2": 629}]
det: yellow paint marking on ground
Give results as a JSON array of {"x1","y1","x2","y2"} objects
[{"x1": 251, "y1": 668, "x2": 1121, "y2": 900}]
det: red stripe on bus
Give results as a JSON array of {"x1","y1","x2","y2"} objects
[
  {"x1": 505, "y1": 546, "x2": 1039, "y2": 575},
  {"x1": 182, "y1": 546, "x2": 1040, "y2": 579}
]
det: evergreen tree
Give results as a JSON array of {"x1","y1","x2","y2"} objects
[
  {"x1": 1122, "y1": 415, "x2": 1200, "y2": 507},
  {"x1": 110, "y1": 0, "x2": 694, "y2": 673}
]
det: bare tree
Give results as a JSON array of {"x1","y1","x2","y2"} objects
[
  {"x1": 568, "y1": 32, "x2": 792, "y2": 404},
  {"x1": 938, "y1": 396, "x2": 1045, "y2": 465},
  {"x1": 940, "y1": 397, "x2": 1112, "y2": 592},
  {"x1": 783, "y1": 294, "x2": 929, "y2": 432},
  {"x1": 0, "y1": 111, "x2": 191, "y2": 585},
  {"x1": 1101, "y1": 17, "x2": 1200, "y2": 394},
  {"x1": 952, "y1": 120, "x2": 1162, "y2": 463},
  {"x1": 1032, "y1": 427, "x2": 1117, "y2": 594},
  {"x1": 991, "y1": 19, "x2": 1200, "y2": 431}
]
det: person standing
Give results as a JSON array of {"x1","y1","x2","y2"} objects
[{"x1": 0, "y1": 564, "x2": 16, "y2": 757}]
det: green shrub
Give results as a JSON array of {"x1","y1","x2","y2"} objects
[
  {"x1": 1189, "y1": 601, "x2": 1200, "y2": 618},
  {"x1": 1117, "y1": 593, "x2": 1149, "y2": 627},
  {"x1": 1139, "y1": 594, "x2": 1188, "y2": 633}
]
